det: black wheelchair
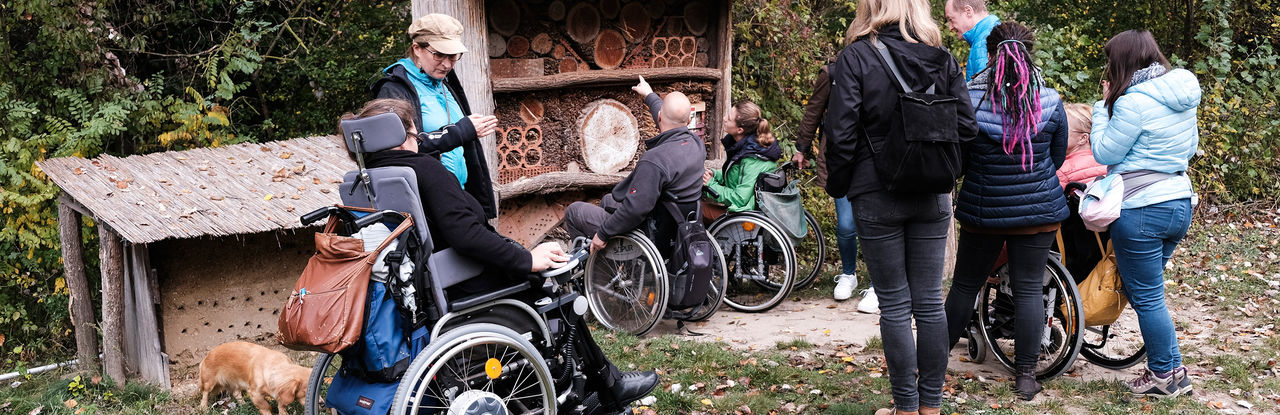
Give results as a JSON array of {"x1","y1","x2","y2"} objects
[{"x1": 303, "y1": 112, "x2": 628, "y2": 414}]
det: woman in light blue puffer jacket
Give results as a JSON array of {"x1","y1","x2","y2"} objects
[{"x1": 1091, "y1": 29, "x2": 1200, "y2": 399}]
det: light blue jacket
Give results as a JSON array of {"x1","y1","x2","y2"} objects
[
  {"x1": 1090, "y1": 68, "x2": 1201, "y2": 209},
  {"x1": 963, "y1": 15, "x2": 1000, "y2": 81}
]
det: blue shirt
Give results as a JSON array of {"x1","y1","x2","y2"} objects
[
  {"x1": 387, "y1": 58, "x2": 468, "y2": 188},
  {"x1": 963, "y1": 15, "x2": 1001, "y2": 82}
]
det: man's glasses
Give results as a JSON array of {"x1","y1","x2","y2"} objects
[{"x1": 419, "y1": 44, "x2": 462, "y2": 62}]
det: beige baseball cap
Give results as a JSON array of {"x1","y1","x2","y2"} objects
[{"x1": 407, "y1": 13, "x2": 468, "y2": 55}]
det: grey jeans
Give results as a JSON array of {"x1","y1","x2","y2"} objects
[{"x1": 852, "y1": 190, "x2": 952, "y2": 411}]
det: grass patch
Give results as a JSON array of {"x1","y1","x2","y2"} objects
[
  {"x1": 865, "y1": 336, "x2": 883, "y2": 351},
  {"x1": 775, "y1": 338, "x2": 815, "y2": 350}
]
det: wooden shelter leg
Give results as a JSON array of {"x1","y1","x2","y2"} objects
[
  {"x1": 98, "y1": 225, "x2": 126, "y2": 385},
  {"x1": 127, "y1": 245, "x2": 170, "y2": 387},
  {"x1": 57, "y1": 201, "x2": 99, "y2": 371}
]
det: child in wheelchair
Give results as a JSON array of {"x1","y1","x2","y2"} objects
[{"x1": 323, "y1": 99, "x2": 658, "y2": 414}]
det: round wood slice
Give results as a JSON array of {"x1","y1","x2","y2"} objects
[
  {"x1": 644, "y1": 0, "x2": 665, "y2": 18},
  {"x1": 578, "y1": 99, "x2": 640, "y2": 174},
  {"x1": 695, "y1": 52, "x2": 709, "y2": 67},
  {"x1": 593, "y1": 29, "x2": 626, "y2": 69},
  {"x1": 684, "y1": 2, "x2": 709, "y2": 36},
  {"x1": 489, "y1": 0, "x2": 521, "y2": 37},
  {"x1": 559, "y1": 58, "x2": 579, "y2": 73},
  {"x1": 506, "y1": 35, "x2": 530, "y2": 58},
  {"x1": 620, "y1": 3, "x2": 650, "y2": 40},
  {"x1": 651, "y1": 37, "x2": 667, "y2": 56},
  {"x1": 650, "y1": 56, "x2": 667, "y2": 68},
  {"x1": 680, "y1": 36, "x2": 696, "y2": 56},
  {"x1": 599, "y1": 0, "x2": 620, "y2": 19},
  {"x1": 530, "y1": 33, "x2": 553, "y2": 55},
  {"x1": 697, "y1": 36, "x2": 709, "y2": 52},
  {"x1": 547, "y1": 0, "x2": 566, "y2": 21},
  {"x1": 519, "y1": 98, "x2": 545, "y2": 125},
  {"x1": 664, "y1": 17, "x2": 683, "y2": 36},
  {"x1": 488, "y1": 33, "x2": 508, "y2": 58},
  {"x1": 552, "y1": 44, "x2": 566, "y2": 59},
  {"x1": 566, "y1": 3, "x2": 601, "y2": 44}
]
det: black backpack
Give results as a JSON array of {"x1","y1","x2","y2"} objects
[
  {"x1": 867, "y1": 40, "x2": 964, "y2": 193},
  {"x1": 662, "y1": 200, "x2": 715, "y2": 310}
]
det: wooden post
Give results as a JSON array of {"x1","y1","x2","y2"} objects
[
  {"x1": 411, "y1": 0, "x2": 499, "y2": 216},
  {"x1": 98, "y1": 224, "x2": 126, "y2": 385},
  {"x1": 126, "y1": 245, "x2": 170, "y2": 387},
  {"x1": 711, "y1": 0, "x2": 732, "y2": 162},
  {"x1": 57, "y1": 200, "x2": 99, "y2": 371}
]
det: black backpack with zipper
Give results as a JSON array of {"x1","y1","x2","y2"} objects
[{"x1": 866, "y1": 39, "x2": 964, "y2": 193}]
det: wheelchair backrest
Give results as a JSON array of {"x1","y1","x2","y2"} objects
[{"x1": 338, "y1": 112, "x2": 484, "y2": 319}]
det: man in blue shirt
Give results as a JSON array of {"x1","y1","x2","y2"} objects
[{"x1": 944, "y1": 0, "x2": 1000, "y2": 81}]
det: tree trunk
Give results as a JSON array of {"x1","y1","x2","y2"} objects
[
  {"x1": 492, "y1": 66, "x2": 721, "y2": 92},
  {"x1": 620, "y1": 3, "x2": 650, "y2": 40},
  {"x1": 578, "y1": 99, "x2": 640, "y2": 174},
  {"x1": 496, "y1": 172, "x2": 629, "y2": 199},
  {"x1": 683, "y1": 2, "x2": 709, "y2": 36},
  {"x1": 593, "y1": 29, "x2": 626, "y2": 69},
  {"x1": 506, "y1": 35, "x2": 530, "y2": 58},
  {"x1": 99, "y1": 225, "x2": 126, "y2": 385},
  {"x1": 566, "y1": 3, "x2": 601, "y2": 44},
  {"x1": 58, "y1": 200, "x2": 99, "y2": 372},
  {"x1": 547, "y1": 0, "x2": 566, "y2": 21},
  {"x1": 530, "y1": 33, "x2": 553, "y2": 55},
  {"x1": 488, "y1": 32, "x2": 507, "y2": 58},
  {"x1": 487, "y1": 0, "x2": 520, "y2": 37},
  {"x1": 599, "y1": 0, "x2": 620, "y2": 19},
  {"x1": 519, "y1": 98, "x2": 545, "y2": 124}
]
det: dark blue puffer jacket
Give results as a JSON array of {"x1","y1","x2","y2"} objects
[{"x1": 955, "y1": 74, "x2": 1070, "y2": 228}]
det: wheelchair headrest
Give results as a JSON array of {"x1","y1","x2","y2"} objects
[{"x1": 340, "y1": 112, "x2": 408, "y2": 154}]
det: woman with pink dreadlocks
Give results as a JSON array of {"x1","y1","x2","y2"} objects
[{"x1": 942, "y1": 21, "x2": 1069, "y2": 401}]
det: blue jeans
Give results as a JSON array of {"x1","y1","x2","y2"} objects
[
  {"x1": 852, "y1": 191, "x2": 952, "y2": 411},
  {"x1": 1111, "y1": 198, "x2": 1192, "y2": 373},
  {"x1": 834, "y1": 196, "x2": 860, "y2": 275}
]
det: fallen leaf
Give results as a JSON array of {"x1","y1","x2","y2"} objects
[
  {"x1": 210, "y1": 195, "x2": 224, "y2": 201},
  {"x1": 116, "y1": 181, "x2": 128, "y2": 189},
  {"x1": 313, "y1": 178, "x2": 322, "y2": 185},
  {"x1": 280, "y1": 152, "x2": 293, "y2": 159},
  {"x1": 263, "y1": 194, "x2": 274, "y2": 201},
  {"x1": 63, "y1": 399, "x2": 76, "y2": 409},
  {"x1": 73, "y1": 168, "x2": 84, "y2": 175}
]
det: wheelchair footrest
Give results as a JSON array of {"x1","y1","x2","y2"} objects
[{"x1": 449, "y1": 281, "x2": 531, "y2": 311}]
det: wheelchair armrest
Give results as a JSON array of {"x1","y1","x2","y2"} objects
[
  {"x1": 429, "y1": 248, "x2": 485, "y2": 288},
  {"x1": 449, "y1": 281, "x2": 532, "y2": 311}
]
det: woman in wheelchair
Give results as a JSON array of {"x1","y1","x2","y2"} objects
[
  {"x1": 344, "y1": 98, "x2": 659, "y2": 412},
  {"x1": 701, "y1": 101, "x2": 782, "y2": 221}
]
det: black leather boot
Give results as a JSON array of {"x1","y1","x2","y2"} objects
[
  {"x1": 1015, "y1": 369, "x2": 1042, "y2": 401},
  {"x1": 598, "y1": 368, "x2": 659, "y2": 410}
]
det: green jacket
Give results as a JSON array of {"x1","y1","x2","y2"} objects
[{"x1": 707, "y1": 156, "x2": 778, "y2": 212}]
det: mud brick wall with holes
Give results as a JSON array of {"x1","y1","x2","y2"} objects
[{"x1": 150, "y1": 230, "x2": 314, "y2": 367}]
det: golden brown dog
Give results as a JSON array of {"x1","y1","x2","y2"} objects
[{"x1": 199, "y1": 341, "x2": 310, "y2": 415}]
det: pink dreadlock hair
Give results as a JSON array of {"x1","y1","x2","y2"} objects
[{"x1": 984, "y1": 22, "x2": 1042, "y2": 171}]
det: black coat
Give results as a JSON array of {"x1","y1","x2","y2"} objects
[
  {"x1": 823, "y1": 26, "x2": 979, "y2": 199},
  {"x1": 371, "y1": 66, "x2": 498, "y2": 219}
]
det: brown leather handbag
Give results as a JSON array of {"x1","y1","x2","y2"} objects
[{"x1": 277, "y1": 208, "x2": 412, "y2": 353}]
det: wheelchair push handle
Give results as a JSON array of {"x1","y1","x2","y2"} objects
[
  {"x1": 540, "y1": 245, "x2": 589, "y2": 280},
  {"x1": 353, "y1": 209, "x2": 408, "y2": 230},
  {"x1": 299, "y1": 205, "x2": 359, "y2": 226},
  {"x1": 703, "y1": 185, "x2": 721, "y2": 200}
]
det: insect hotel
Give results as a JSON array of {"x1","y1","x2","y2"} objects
[{"x1": 38, "y1": 0, "x2": 734, "y2": 388}]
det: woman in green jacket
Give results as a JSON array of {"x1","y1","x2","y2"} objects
[{"x1": 703, "y1": 101, "x2": 782, "y2": 217}]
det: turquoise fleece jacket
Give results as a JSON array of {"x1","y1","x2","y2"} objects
[{"x1": 1090, "y1": 68, "x2": 1201, "y2": 209}]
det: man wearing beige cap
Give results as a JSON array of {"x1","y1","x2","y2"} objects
[{"x1": 372, "y1": 13, "x2": 500, "y2": 219}]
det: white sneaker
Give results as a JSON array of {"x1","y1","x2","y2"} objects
[
  {"x1": 856, "y1": 289, "x2": 879, "y2": 314},
  {"x1": 833, "y1": 274, "x2": 857, "y2": 301}
]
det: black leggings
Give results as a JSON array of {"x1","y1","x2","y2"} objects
[{"x1": 944, "y1": 229, "x2": 1056, "y2": 372}]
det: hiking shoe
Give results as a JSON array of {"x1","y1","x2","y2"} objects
[
  {"x1": 833, "y1": 274, "x2": 857, "y2": 301},
  {"x1": 1129, "y1": 367, "x2": 1191, "y2": 398},
  {"x1": 1174, "y1": 366, "x2": 1193, "y2": 395},
  {"x1": 856, "y1": 289, "x2": 879, "y2": 313}
]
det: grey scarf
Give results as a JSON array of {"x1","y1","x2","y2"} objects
[{"x1": 1127, "y1": 62, "x2": 1169, "y2": 88}]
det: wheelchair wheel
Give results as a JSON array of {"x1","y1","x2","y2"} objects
[
  {"x1": 391, "y1": 323, "x2": 555, "y2": 415},
  {"x1": 792, "y1": 209, "x2": 826, "y2": 290},
  {"x1": 1080, "y1": 305, "x2": 1147, "y2": 369},
  {"x1": 976, "y1": 256, "x2": 1084, "y2": 381},
  {"x1": 675, "y1": 232, "x2": 729, "y2": 322},
  {"x1": 711, "y1": 214, "x2": 796, "y2": 312},
  {"x1": 304, "y1": 352, "x2": 342, "y2": 415},
  {"x1": 584, "y1": 230, "x2": 668, "y2": 336}
]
